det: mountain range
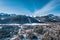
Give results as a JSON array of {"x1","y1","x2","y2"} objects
[
  {"x1": 0, "y1": 13, "x2": 40, "y2": 24},
  {"x1": 35, "y1": 14, "x2": 60, "y2": 22},
  {"x1": 0, "y1": 13, "x2": 60, "y2": 24}
]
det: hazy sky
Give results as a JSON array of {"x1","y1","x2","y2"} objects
[{"x1": 0, "y1": 0, "x2": 60, "y2": 16}]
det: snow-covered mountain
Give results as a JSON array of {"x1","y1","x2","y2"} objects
[
  {"x1": 0, "y1": 13, "x2": 40, "y2": 24},
  {"x1": 35, "y1": 14, "x2": 60, "y2": 22}
]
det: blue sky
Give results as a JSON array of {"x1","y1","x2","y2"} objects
[{"x1": 0, "y1": 0, "x2": 60, "y2": 16}]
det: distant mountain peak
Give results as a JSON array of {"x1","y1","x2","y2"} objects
[
  {"x1": 0, "y1": 13, "x2": 17, "y2": 18},
  {"x1": 47, "y1": 14, "x2": 54, "y2": 17}
]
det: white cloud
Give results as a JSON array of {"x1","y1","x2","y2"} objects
[
  {"x1": 0, "y1": 6, "x2": 32, "y2": 16},
  {"x1": 34, "y1": 0, "x2": 60, "y2": 16}
]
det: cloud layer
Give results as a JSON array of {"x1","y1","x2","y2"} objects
[{"x1": 34, "y1": 0, "x2": 60, "y2": 16}]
